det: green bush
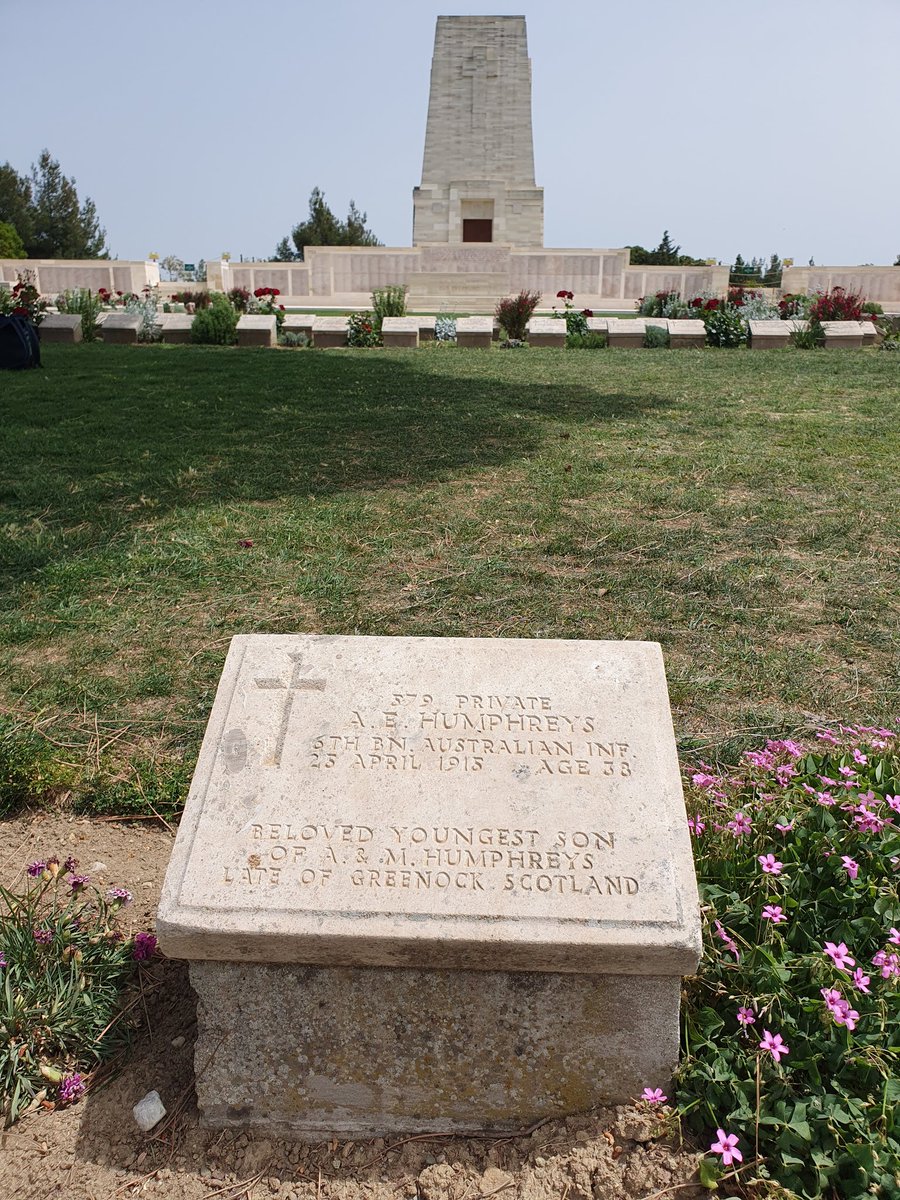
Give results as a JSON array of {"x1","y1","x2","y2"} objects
[
  {"x1": 346, "y1": 312, "x2": 377, "y2": 347},
  {"x1": 371, "y1": 285, "x2": 408, "y2": 331},
  {"x1": 566, "y1": 331, "x2": 607, "y2": 349},
  {"x1": 190, "y1": 293, "x2": 238, "y2": 345},
  {"x1": 703, "y1": 305, "x2": 747, "y2": 347},
  {"x1": 0, "y1": 221, "x2": 26, "y2": 259},
  {"x1": 791, "y1": 319, "x2": 825, "y2": 349},
  {"x1": 643, "y1": 323, "x2": 670, "y2": 348}
]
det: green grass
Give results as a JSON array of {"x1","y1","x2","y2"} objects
[{"x1": 1, "y1": 344, "x2": 898, "y2": 813}]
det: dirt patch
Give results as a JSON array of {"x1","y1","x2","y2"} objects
[{"x1": 0, "y1": 811, "x2": 703, "y2": 1199}]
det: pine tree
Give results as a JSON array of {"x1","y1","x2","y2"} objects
[
  {"x1": 653, "y1": 230, "x2": 681, "y2": 265},
  {"x1": 275, "y1": 188, "x2": 381, "y2": 261},
  {"x1": 0, "y1": 220, "x2": 26, "y2": 258},
  {"x1": 0, "y1": 163, "x2": 35, "y2": 250},
  {"x1": 26, "y1": 151, "x2": 107, "y2": 258}
]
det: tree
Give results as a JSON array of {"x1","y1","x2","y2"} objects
[
  {"x1": 161, "y1": 255, "x2": 185, "y2": 282},
  {"x1": 895, "y1": 252, "x2": 900, "y2": 266},
  {"x1": 0, "y1": 163, "x2": 35, "y2": 249},
  {"x1": 0, "y1": 220, "x2": 26, "y2": 258},
  {"x1": 0, "y1": 152, "x2": 107, "y2": 259},
  {"x1": 626, "y1": 231, "x2": 706, "y2": 267},
  {"x1": 275, "y1": 187, "x2": 381, "y2": 261},
  {"x1": 763, "y1": 253, "x2": 783, "y2": 288}
]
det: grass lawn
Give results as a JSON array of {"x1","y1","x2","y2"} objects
[{"x1": 1, "y1": 343, "x2": 898, "y2": 814}]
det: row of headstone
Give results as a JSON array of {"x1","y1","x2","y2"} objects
[{"x1": 36, "y1": 312, "x2": 886, "y2": 350}]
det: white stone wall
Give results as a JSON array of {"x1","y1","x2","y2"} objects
[
  {"x1": 0, "y1": 259, "x2": 158, "y2": 295},
  {"x1": 782, "y1": 265, "x2": 900, "y2": 305}
]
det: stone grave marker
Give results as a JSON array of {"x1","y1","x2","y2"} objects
[
  {"x1": 156, "y1": 313, "x2": 194, "y2": 344},
  {"x1": 381, "y1": 316, "x2": 420, "y2": 348},
  {"x1": 101, "y1": 312, "x2": 141, "y2": 344},
  {"x1": 526, "y1": 316, "x2": 566, "y2": 347},
  {"x1": 312, "y1": 316, "x2": 349, "y2": 348},
  {"x1": 455, "y1": 315, "x2": 493, "y2": 347},
  {"x1": 39, "y1": 313, "x2": 83, "y2": 344},
  {"x1": 606, "y1": 318, "x2": 646, "y2": 348},
  {"x1": 667, "y1": 319, "x2": 707, "y2": 349},
  {"x1": 822, "y1": 320, "x2": 864, "y2": 349},
  {"x1": 236, "y1": 314, "x2": 277, "y2": 347},
  {"x1": 158, "y1": 634, "x2": 700, "y2": 1138}
]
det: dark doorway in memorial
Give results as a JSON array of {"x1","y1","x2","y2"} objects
[{"x1": 463, "y1": 219, "x2": 493, "y2": 243}]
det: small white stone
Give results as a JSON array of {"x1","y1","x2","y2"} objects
[
  {"x1": 171, "y1": 1035, "x2": 186, "y2": 1048},
  {"x1": 133, "y1": 1090, "x2": 167, "y2": 1131}
]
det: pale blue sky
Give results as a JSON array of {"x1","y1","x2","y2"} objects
[{"x1": 7, "y1": 0, "x2": 899, "y2": 266}]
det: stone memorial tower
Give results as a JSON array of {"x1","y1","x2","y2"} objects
[{"x1": 413, "y1": 15, "x2": 544, "y2": 248}]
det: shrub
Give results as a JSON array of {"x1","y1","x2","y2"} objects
[
  {"x1": 280, "y1": 331, "x2": 309, "y2": 348},
  {"x1": 643, "y1": 323, "x2": 670, "y2": 348},
  {"x1": 56, "y1": 288, "x2": 102, "y2": 341},
  {"x1": 126, "y1": 288, "x2": 160, "y2": 343},
  {"x1": 190, "y1": 293, "x2": 237, "y2": 345},
  {"x1": 566, "y1": 331, "x2": 607, "y2": 349},
  {"x1": 0, "y1": 272, "x2": 47, "y2": 325},
  {"x1": 346, "y1": 312, "x2": 377, "y2": 347},
  {"x1": 227, "y1": 286, "x2": 251, "y2": 313},
  {"x1": 810, "y1": 286, "x2": 864, "y2": 323},
  {"x1": 778, "y1": 293, "x2": 812, "y2": 320},
  {"x1": 738, "y1": 293, "x2": 781, "y2": 321},
  {"x1": 553, "y1": 290, "x2": 591, "y2": 336},
  {"x1": 703, "y1": 304, "x2": 747, "y2": 347},
  {"x1": 173, "y1": 289, "x2": 211, "y2": 311},
  {"x1": 861, "y1": 301, "x2": 883, "y2": 318},
  {"x1": 679, "y1": 726, "x2": 900, "y2": 1200},
  {"x1": 791, "y1": 319, "x2": 825, "y2": 350},
  {"x1": 0, "y1": 221, "x2": 26, "y2": 259},
  {"x1": 0, "y1": 857, "x2": 159, "y2": 1124},
  {"x1": 371, "y1": 285, "x2": 408, "y2": 331},
  {"x1": 251, "y1": 286, "x2": 286, "y2": 332},
  {"x1": 434, "y1": 316, "x2": 456, "y2": 342},
  {"x1": 495, "y1": 289, "x2": 542, "y2": 341}
]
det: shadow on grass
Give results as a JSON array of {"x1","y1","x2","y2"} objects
[{"x1": 1, "y1": 345, "x2": 671, "y2": 583}]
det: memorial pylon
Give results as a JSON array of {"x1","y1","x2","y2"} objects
[{"x1": 413, "y1": 16, "x2": 544, "y2": 248}]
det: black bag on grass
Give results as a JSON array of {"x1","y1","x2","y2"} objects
[{"x1": 0, "y1": 315, "x2": 41, "y2": 369}]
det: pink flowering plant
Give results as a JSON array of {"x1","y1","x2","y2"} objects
[
  {"x1": 678, "y1": 725, "x2": 900, "y2": 1198},
  {"x1": 0, "y1": 854, "x2": 159, "y2": 1125}
]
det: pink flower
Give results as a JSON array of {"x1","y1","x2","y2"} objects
[
  {"x1": 714, "y1": 919, "x2": 740, "y2": 960},
  {"x1": 832, "y1": 1002, "x2": 860, "y2": 1031},
  {"x1": 889, "y1": 928, "x2": 900, "y2": 945},
  {"x1": 821, "y1": 987, "x2": 843, "y2": 1012},
  {"x1": 852, "y1": 749, "x2": 868, "y2": 764},
  {"x1": 816, "y1": 791, "x2": 836, "y2": 807},
  {"x1": 824, "y1": 941, "x2": 855, "y2": 971},
  {"x1": 762, "y1": 905, "x2": 787, "y2": 924},
  {"x1": 737, "y1": 1006, "x2": 756, "y2": 1026},
  {"x1": 687, "y1": 816, "x2": 706, "y2": 836},
  {"x1": 727, "y1": 811, "x2": 752, "y2": 837},
  {"x1": 692, "y1": 771, "x2": 719, "y2": 789},
  {"x1": 774, "y1": 821, "x2": 795, "y2": 834},
  {"x1": 839, "y1": 766, "x2": 857, "y2": 779},
  {"x1": 841, "y1": 856, "x2": 859, "y2": 881},
  {"x1": 851, "y1": 969, "x2": 871, "y2": 994},
  {"x1": 641, "y1": 1087, "x2": 667, "y2": 1104},
  {"x1": 817, "y1": 728, "x2": 839, "y2": 745},
  {"x1": 710, "y1": 1129, "x2": 742, "y2": 1166},
  {"x1": 758, "y1": 854, "x2": 783, "y2": 875},
  {"x1": 759, "y1": 1030, "x2": 789, "y2": 1063},
  {"x1": 886, "y1": 795, "x2": 900, "y2": 814}
]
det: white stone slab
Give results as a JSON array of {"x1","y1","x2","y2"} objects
[
  {"x1": 822, "y1": 320, "x2": 865, "y2": 349},
  {"x1": 156, "y1": 313, "x2": 194, "y2": 343},
  {"x1": 312, "y1": 316, "x2": 349, "y2": 347},
  {"x1": 525, "y1": 316, "x2": 566, "y2": 347},
  {"x1": 586, "y1": 317, "x2": 609, "y2": 334},
  {"x1": 282, "y1": 314, "x2": 315, "y2": 335},
  {"x1": 381, "y1": 316, "x2": 419, "y2": 348},
  {"x1": 158, "y1": 634, "x2": 700, "y2": 976},
  {"x1": 607, "y1": 318, "x2": 646, "y2": 347},
  {"x1": 667, "y1": 319, "x2": 706, "y2": 348},
  {"x1": 456, "y1": 316, "x2": 493, "y2": 347},
  {"x1": 237, "y1": 314, "x2": 277, "y2": 347}
]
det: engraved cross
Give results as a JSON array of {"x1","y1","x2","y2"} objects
[{"x1": 254, "y1": 654, "x2": 325, "y2": 767}]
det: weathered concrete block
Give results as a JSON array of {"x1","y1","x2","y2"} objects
[
  {"x1": 158, "y1": 634, "x2": 701, "y2": 1138},
  {"x1": 456, "y1": 316, "x2": 493, "y2": 347},
  {"x1": 606, "y1": 318, "x2": 646, "y2": 348},
  {"x1": 190, "y1": 961, "x2": 682, "y2": 1138},
  {"x1": 381, "y1": 317, "x2": 420, "y2": 348},
  {"x1": 101, "y1": 312, "x2": 141, "y2": 344},
  {"x1": 667, "y1": 319, "x2": 707, "y2": 349},
  {"x1": 822, "y1": 321, "x2": 865, "y2": 349},
  {"x1": 312, "y1": 316, "x2": 349, "y2": 348},
  {"x1": 417, "y1": 316, "x2": 437, "y2": 341},
  {"x1": 237, "y1": 314, "x2": 277, "y2": 348},
  {"x1": 39, "y1": 313, "x2": 83, "y2": 343},
  {"x1": 860, "y1": 319, "x2": 882, "y2": 346},
  {"x1": 586, "y1": 317, "x2": 609, "y2": 336},
  {"x1": 526, "y1": 316, "x2": 565, "y2": 347}
]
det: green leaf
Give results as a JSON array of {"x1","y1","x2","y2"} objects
[{"x1": 698, "y1": 1157, "x2": 721, "y2": 1190}]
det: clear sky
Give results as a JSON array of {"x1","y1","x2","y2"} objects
[{"x1": 7, "y1": 0, "x2": 899, "y2": 267}]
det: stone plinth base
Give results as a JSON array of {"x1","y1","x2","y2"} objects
[{"x1": 190, "y1": 961, "x2": 680, "y2": 1139}]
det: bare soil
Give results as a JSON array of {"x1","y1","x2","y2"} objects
[{"x1": 0, "y1": 812, "x2": 703, "y2": 1200}]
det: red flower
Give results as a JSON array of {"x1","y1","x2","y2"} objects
[
  {"x1": 689, "y1": 297, "x2": 702, "y2": 308},
  {"x1": 271, "y1": 288, "x2": 280, "y2": 296},
  {"x1": 566, "y1": 291, "x2": 574, "y2": 300},
  {"x1": 582, "y1": 308, "x2": 593, "y2": 317},
  {"x1": 556, "y1": 290, "x2": 568, "y2": 299},
  {"x1": 116, "y1": 290, "x2": 123, "y2": 297},
  {"x1": 253, "y1": 287, "x2": 265, "y2": 298},
  {"x1": 279, "y1": 304, "x2": 285, "y2": 310},
  {"x1": 12, "y1": 306, "x2": 28, "y2": 316}
]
